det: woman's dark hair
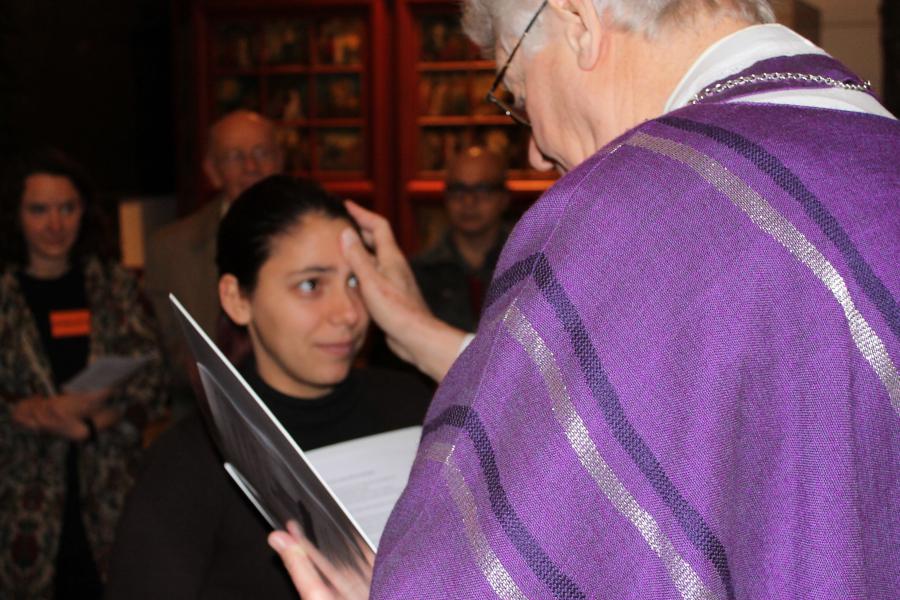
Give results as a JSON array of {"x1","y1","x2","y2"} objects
[
  {"x1": 0, "y1": 147, "x2": 112, "y2": 266},
  {"x1": 217, "y1": 175, "x2": 359, "y2": 292}
]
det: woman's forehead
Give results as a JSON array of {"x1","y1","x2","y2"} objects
[
  {"x1": 22, "y1": 173, "x2": 81, "y2": 202},
  {"x1": 265, "y1": 215, "x2": 352, "y2": 268}
]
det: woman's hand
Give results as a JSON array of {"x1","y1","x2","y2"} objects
[
  {"x1": 268, "y1": 521, "x2": 373, "y2": 600},
  {"x1": 342, "y1": 201, "x2": 468, "y2": 381},
  {"x1": 12, "y1": 389, "x2": 112, "y2": 440}
]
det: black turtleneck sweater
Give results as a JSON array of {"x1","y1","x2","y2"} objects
[{"x1": 105, "y1": 367, "x2": 430, "y2": 600}]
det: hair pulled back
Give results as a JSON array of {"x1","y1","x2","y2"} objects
[{"x1": 216, "y1": 175, "x2": 358, "y2": 292}]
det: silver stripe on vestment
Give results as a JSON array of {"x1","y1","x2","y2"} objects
[
  {"x1": 627, "y1": 131, "x2": 900, "y2": 415},
  {"x1": 502, "y1": 303, "x2": 721, "y2": 600},
  {"x1": 425, "y1": 442, "x2": 528, "y2": 600}
]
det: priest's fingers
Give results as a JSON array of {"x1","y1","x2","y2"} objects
[
  {"x1": 269, "y1": 530, "x2": 339, "y2": 600},
  {"x1": 341, "y1": 228, "x2": 380, "y2": 287},
  {"x1": 341, "y1": 228, "x2": 424, "y2": 364},
  {"x1": 344, "y1": 201, "x2": 404, "y2": 264},
  {"x1": 341, "y1": 226, "x2": 428, "y2": 312}
]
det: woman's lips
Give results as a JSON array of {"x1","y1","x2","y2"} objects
[{"x1": 316, "y1": 341, "x2": 355, "y2": 357}]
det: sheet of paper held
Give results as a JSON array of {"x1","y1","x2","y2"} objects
[
  {"x1": 305, "y1": 426, "x2": 422, "y2": 546},
  {"x1": 62, "y1": 355, "x2": 152, "y2": 393}
]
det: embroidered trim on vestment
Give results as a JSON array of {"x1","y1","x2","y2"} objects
[
  {"x1": 423, "y1": 406, "x2": 586, "y2": 599},
  {"x1": 627, "y1": 131, "x2": 900, "y2": 415},
  {"x1": 502, "y1": 302, "x2": 721, "y2": 600},
  {"x1": 425, "y1": 442, "x2": 529, "y2": 600}
]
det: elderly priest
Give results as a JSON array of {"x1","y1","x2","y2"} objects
[{"x1": 270, "y1": 0, "x2": 899, "y2": 598}]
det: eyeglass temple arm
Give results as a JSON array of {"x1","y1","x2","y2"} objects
[{"x1": 486, "y1": 0, "x2": 549, "y2": 94}]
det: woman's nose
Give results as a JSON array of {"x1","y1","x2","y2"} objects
[
  {"x1": 47, "y1": 208, "x2": 64, "y2": 230},
  {"x1": 330, "y1": 287, "x2": 361, "y2": 327}
]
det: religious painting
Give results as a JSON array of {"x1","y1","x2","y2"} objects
[
  {"x1": 315, "y1": 74, "x2": 362, "y2": 118},
  {"x1": 419, "y1": 72, "x2": 469, "y2": 116},
  {"x1": 276, "y1": 127, "x2": 311, "y2": 173},
  {"x1": 419, "y1": 127, "x2": 470, "y2": 172},
  {"x1": 317, "y1": 128, "x2": 365, "y2": 171},
  {"x1": 213, "y1": 22, "x2": 259, "y2": 69},
  {"x1": 266, "y1": 76, "x2": 307, "y2": 121},
  {"x1": 318, "y1": 17, "x2": 364, "y2": 66},
  {"x1": 419, "y1": 14, "x2": 473, "y2": 62},
  {"x1": 262, "y1": 19, "x2": 310, "y2": 65},
  {"x1": 213, "y1": 76, "x2": 260, "y2": 116}
]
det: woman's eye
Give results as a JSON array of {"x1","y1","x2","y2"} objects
[
  {"x1": 347, "y1": 274, "x2": 359, "y2": 289},
  {"x1": 297, "y1": 279, "x2": 317, "y2": 293}
]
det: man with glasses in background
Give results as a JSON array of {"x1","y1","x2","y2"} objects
[
  {"x1": 145, "y1": 109, "x2": 284, "y2": 418},
  {"x1": 412, "y1": 145, "x2": 510, "y2": 332}
]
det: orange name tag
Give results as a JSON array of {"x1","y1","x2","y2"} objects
[{"x1": 50, "y1": 309, "x2": 92, "y2": 338}]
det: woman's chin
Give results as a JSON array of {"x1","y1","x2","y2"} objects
[{"x1": 310, "y1": 363, "x2": 353, "y2": 388}]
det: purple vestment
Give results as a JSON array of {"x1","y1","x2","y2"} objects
[{"x1": 372, "y1": 53, "x2": 899, "y2": 599}]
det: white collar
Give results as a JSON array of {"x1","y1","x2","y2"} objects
[{"x1": 664, "y1": 24, "x2": 826, "y2": 112}]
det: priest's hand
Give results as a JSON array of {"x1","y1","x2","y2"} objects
[
  {"x1": 341, "y1": 200, "x2": 468, "y2": 381},
  {"x1": 268, "y1": 520, "x2": 373, "y2": 600}
]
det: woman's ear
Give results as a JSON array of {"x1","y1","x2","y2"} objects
[
  {"x1": 549, "y1": 0, "x2": 604, "y2": 71},
  {"x1": 219, "y1": 274, "x2": 252, "y2": 326}
]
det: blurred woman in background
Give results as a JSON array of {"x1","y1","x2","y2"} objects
[{"x1": 0, "y1": 148, "x2": 167, "y2": 599}]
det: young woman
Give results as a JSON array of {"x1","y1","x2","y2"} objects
[
  {"x1": 106, "y1": 175, "x2": 431, "y2": 599},
  {"x1": 0, "y1": 148, "x2": 167, "y2": 599}
]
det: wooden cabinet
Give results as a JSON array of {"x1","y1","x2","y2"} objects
[
  {"x1": 190, "y1": 0, "x2": 391, "y2": 217},
  {"x1": 184, "y1": 0, "x2": 827, "y2": 251},
  {"x1": 208, "y1": 16, "x2": 369, "y2": 173},
  {"x1": 185, "y1": 0, "x2": 551, "y2": 252}
]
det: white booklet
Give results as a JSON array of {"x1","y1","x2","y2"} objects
[
  {"x1": 62, "y1": 355, "x2": 153, "y2": 393},
  {"x1": 170, "y1": 294, "x2": 418, "y2": 581},
  {"x1": 306, "y1": 425, "x2": 421, "y2": 547}
]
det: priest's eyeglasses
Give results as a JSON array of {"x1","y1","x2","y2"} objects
[{"x1": 485, "y1": 0, "x2": 548, "y2": 127}]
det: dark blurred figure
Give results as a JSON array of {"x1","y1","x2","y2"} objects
[
  {"x1": 0, "y1": 148, "x2": 167, "y2": 599},
  {"x1": 412, "y1": 146, "x2": 510, "y2": 332}
]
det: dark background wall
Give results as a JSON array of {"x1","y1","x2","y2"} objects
[
  {"x1": 0, "y1": 0, "x2": 174, "y2": 205},
  {"x1": 884, "y1": 0, "x2": 900, "y2": 115},
  {"x1": 0, "y1": 0, "x2": 896, "y2": 223}
]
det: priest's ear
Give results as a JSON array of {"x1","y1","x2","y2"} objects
[
  {"x1": 549, "y1": 0, "x2": 604, "y2": 71},
  {"x1": 219, "y1": 274, "x2": 252, "y2": 326}
]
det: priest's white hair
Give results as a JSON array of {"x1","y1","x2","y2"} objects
[{"x1": 462, "y1": 0, "x2": 775, "y2": 56}]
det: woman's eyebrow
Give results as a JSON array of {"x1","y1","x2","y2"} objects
[
  {"x1": 287, "y1": 266, "x2": 335, "y2": 276},
  {"x1": 24, "y1": 197, "x2": 79, "y2": 206}
]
